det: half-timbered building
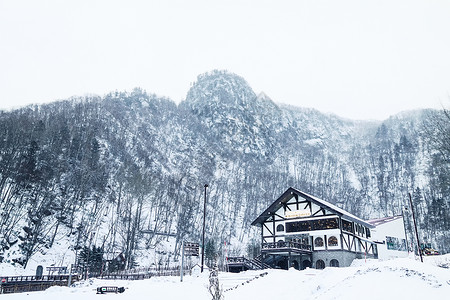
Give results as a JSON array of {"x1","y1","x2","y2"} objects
[{"x1": 251, "y1": 187, "x2": 378, "y2": 270}]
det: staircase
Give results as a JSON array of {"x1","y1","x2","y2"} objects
[
  {"x1": 226, "y1": 254, "x2": 270, "y2": 272},
  {"x1": 251, "y1": 254, "x2": 271, "y2": 269}
]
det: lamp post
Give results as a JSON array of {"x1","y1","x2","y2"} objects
[
  {"x1": 408, "y1": 193, "x2": 423, "y2": 263},
  {"x1": 201, "y1": 184, "x2": 208, "y2": 272}
]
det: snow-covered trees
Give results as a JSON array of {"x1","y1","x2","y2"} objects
[{"x1": 0, "y1": 71, "x2": 449, "y2": 269}]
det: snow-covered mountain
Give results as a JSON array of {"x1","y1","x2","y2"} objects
[{"x1": 0, "y1": 70, "x2": 448, "y2": 270}]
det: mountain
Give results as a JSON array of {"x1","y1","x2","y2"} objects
[{"x1": 0, "y1": 70, "x2": 448, "y2": 270}]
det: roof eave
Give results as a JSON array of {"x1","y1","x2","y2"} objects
[{"x1": 251, "y1": 187, "x2": 374, "y2": 228}]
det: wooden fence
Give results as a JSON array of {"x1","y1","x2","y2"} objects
[
  {"x1": 0, "y1": 275, "x2": 79, "y2": 294},
  {"x1": 1, "y1": 266, "x2": 196, "y2": 294},
  {"x1": 99, "y1": 268, "x2": 190, "y2": 280}
]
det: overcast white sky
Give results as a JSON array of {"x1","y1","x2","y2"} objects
[{"x1": 1, "y1": 0, "x2": 449, "y2": 120}]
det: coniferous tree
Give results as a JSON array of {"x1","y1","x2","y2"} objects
[{"x1": 78, "y1": 246, "x2": 105, "y2": 276}]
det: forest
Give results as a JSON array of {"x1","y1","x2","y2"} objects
[{"x1": 0, "y1": 70, "x2": 449, "y2": 270}]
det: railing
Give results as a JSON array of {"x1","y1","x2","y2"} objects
[
  {"x1": 1, "y1": 274, "x2": 77, "y2": 283},
  {"x1": 0, "y1": 275, "x2": 79, "y2": 294},
  {"x1": 99, "y1": 274, "x2": 152, "y2": 280},
  {"x1": 262, "y1": 241, "x2": 312, "y2": 252},
  {"x1": 227, "y1": 257, "x2": 246, "y2": 264},
  {"x1": 99, "y1": 269, "x2": 190, "y2": 280},
  {"x1": 252, "y1": 254, "x2": 271, "y2": 269},
  {"x1": 227, "y1": 257, "x2": 263, "y2": 270}
]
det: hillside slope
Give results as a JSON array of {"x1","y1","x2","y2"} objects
[{"x1": 0, "y1": 71, "x2": 448, "y2": 269}]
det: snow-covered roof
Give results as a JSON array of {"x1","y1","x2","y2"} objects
[
  {"x1": 367, "y1": 215, "x2": 403, "y2": 227},
  {"x1": 251, "y1": 187, "x2": 374, "y2": 228},
  {"x1": 191, "y1": 264, "x2": 209, "y2": 270}
]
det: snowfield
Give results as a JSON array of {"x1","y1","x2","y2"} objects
[{"x1": 1, "y1": 256, "x2": 449, "y2": 299}]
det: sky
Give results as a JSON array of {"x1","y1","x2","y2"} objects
[{"x1": 1, "y1": 0, "x2": 450, "y2": 120}]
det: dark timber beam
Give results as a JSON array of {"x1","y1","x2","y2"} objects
[{"x1": 263, "y1": 223, "x2": 273, "y2": 236}]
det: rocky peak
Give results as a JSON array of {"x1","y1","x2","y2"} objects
[{"x1": 184, "y1": 70, "x2": 256, "y2": 112}]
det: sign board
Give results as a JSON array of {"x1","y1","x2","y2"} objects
[
  {"x1": 184, "y1": 242, "x2": 199, "y2": 256},
  {"x1": 285, "y1": 209, "x2": 311, "y2": 219}
]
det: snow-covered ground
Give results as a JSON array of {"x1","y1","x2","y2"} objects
[{"x1": 1, "y1": 256, "x2": 449, "y2": 299}]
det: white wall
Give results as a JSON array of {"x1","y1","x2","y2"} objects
[{"x1": 371, "y1": 217, "x2": 409, "y2": 260}]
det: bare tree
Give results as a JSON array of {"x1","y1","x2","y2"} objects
[{"x1": 424, "y1": 107, "x2": 450, "y2": 163}]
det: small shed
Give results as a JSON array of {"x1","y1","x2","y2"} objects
[{"x1": 191, "y1": 264, "x2": 209, "y2": 276}]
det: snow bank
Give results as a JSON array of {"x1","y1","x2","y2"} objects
[
  {"x1": 2, "y1": 274, "x2": 211, "y2": 300},
  {"x1": 1, "y1": 256, "x2": 449, "y2": 299},
  {"x1": 226, "y1": 256, "x2": 449, "y2": 300}
]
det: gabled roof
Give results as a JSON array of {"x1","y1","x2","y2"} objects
[
  {"x1": 367, "y1": 215, "x2": 403, "y2": 227},
  {"x1": 251, "y1": 187, "x2": 374, "y2": 228}
]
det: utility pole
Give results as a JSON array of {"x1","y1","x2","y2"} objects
[
  {"x1": 408, "y1": 193, "x2": 423, "y2": 262},
  {"x1": 180, "y1": 240, "x2": 185, "y2": 282},
  {"x1": 201, "y1": 184, "x2": 208, "y2": 272},
  {"x1": 68, "y1": 264, "x2": 73, "y2": 287},
  {"x1": 401, "y1": 207, "x2": 410, "y2": 254}
]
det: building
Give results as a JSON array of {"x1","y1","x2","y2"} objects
[
  {"x1": 191, "y1": 264, "x2": 209, "y2": 276},
  {"x1": 250, "y1": 187, "x2": 378, "y2": 270},
  {"x1": 367, "y1": 215, "x2": 409, "y2": 260}
]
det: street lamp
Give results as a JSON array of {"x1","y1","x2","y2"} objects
[
  {"x1": 408, "y1": 193, "x2": 423, "y2": 262},
  {"x1": 201, "y1": 184, "x2": 208, "y2": 272}
]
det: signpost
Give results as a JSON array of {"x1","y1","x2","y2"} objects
[
  {"x1": 180, "y1": 241, "x2": 200, "y2": 282},
  {"x1": 184, "y1": 242, "x2": 199, "y2": 256}
]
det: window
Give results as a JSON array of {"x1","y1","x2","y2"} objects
[
  {"x1": 286, "y1": 218, "x2": 338, "y2": 233},
  {"x1": 386, "y1": 236, "x2": 407, "y2": 251},
  {"x1": 311, "y1": 218, "x2": 339, "y2": 230},
  {"x1": 328, "y1": 236, "x2": 338, "y2": 247},
  {"x1": 342, "y1": 220, "x2": 353, "y2": 233},
  {"x1": 276, "y1": 224, "x2": 285, "y2": 232},
  {"x1": 316, "y1": 260, "x2": 325, "y2": 269},
  {"x1": 314, "y1": 237, "x2": 324, "y2": 247},
  {"x1": 365, "y1": 227, "x2": 371, "y2": 238},
  {"x1": 330, "y1": 259, "x2": 339, "y2": 267},
  {"x1": 286, "y1": 220, "x2": 311, "y2": 232}
]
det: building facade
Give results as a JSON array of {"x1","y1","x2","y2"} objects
[
  {"x1": 367, "y1": 216, "x2": 409, "y2": 260},
  {"x1": 251, "y1": 187, "x2": 378, "y2": 270}
]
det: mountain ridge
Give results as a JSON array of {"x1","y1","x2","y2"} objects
[{"x1": 0, "y1": 71, "x2": 448, "y2": 270}]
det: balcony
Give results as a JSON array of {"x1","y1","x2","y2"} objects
[{"x1": 261, "y1": 241, "x2": 312, "y2": 253}]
